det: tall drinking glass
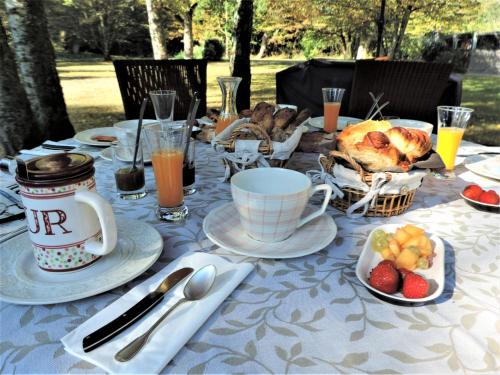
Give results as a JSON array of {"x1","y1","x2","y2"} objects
[
  {"x1": 150, "y1": 90, "x2": 176, "y2": 128},
  {"x1": 322, "y1": 88, "x2": 345, "y2": 133},
  {"x1": 434, "y1": 106, "x2": 474, "y2": 179},
  {"x1": 145, "y1": 124, "x2": 189, "y2": 221}
]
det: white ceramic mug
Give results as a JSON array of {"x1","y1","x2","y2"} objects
[
  {"x1": 231, "y1": 168, "x2": 332, "y2": 242},
  {"x1": 16, "y1": 154, "x2": 117, "y2": 272}
]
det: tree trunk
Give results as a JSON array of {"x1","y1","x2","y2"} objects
[
  {"x1": 5, "y1": 0, "x2": 74, "y2": 141},
  {"x1": 183, "y1": 3, "x2": 197, "y2": 59},
  {"x1": 146, "y1": 0, "x2": 167, "y2": 59},
  {"x1": 230, "y1": 0, "x2": 253, "y2": 111},
  {"x1": 99, "y1": 13, "x2": 111, "y2": 61},
  {"x1": 0, "y1": 21, "x2": 42, "y2": 156},
  {"x1": 257, "y1": 32, "x2": 267, "y2": 59},
  {"x1": 391, "y1": 6, "x2": 412, "y2": 59},
  {"x1": 375, "y1": 0, "x2": 386, "y2": 57}
]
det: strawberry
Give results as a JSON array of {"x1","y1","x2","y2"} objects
[
  {"x1": 399, "y1": 268, "x2": 412, "y2": 279},
  {"x1": 462, "y1": 184, "x2": 483, "y2": 201},
  {"x1": 402, "y1": 273, "x2": 429, "y2": 299},
  {"x1": 369, "y1": 262, "x2": 399, "y2": 294},
  {"x1": 379, "y1": 260, "x2": 397, "y2": 269},
  {"x1": 478, "y1": 190, "x2": 499, "y2": 205}
]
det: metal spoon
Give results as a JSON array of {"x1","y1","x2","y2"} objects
[{"x1": 114, "y1": 264, "x2": 217, "y2": 362}]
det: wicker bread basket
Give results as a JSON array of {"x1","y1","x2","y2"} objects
[
  {"x1": 216, "y1": 123, "x2": 287, "y2": 168},
  {"x1": 319, "y1": 151, "x2": 420, "y2": 217}
]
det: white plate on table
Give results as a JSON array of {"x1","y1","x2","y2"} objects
[
  {"x1": 74, "y1": 127, "x2": 117, "y2": 147},
  {"x1": 355, "y1": 224, "x2": 445, "y2": 303},
  {"x1": 308, "y1": 116, "x2": 362, "y2": 131},
  {"x1": 464, "y1": 154, "x2": 500, "y2": 180},
  {"x1": 0, "y1": 218, "x2": 163, "y2": 305},
  {"x1": 388, "y1": 119, "x2": 434, "y2": 136},
  {"x1": 99, "y1": 147, "x2": 152, "y2": 164},
  {"x1": 203, "y1": 202, "x2": 337, "y2": 259}
]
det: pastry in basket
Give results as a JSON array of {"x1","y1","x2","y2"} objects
[{"x1": 336, "y1": 120, "x2": 432, "y2": 172}]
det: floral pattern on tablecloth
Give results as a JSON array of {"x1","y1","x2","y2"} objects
[{"x1": 1, "y1": 142, "x2": 499, "y2": 374}]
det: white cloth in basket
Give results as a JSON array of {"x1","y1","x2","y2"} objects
[
  {"x1": 212, "y1": 118, "x2": 308, "y2": 181},
  {"x1": 307, "y1": 155, "x2": 428, "y2": 218}
]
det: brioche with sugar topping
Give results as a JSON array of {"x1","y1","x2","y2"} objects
[{"x1": 335, "y1": 120, "x2": 432, "y2": 172}]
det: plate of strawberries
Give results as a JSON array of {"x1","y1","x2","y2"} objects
[
  {"x1": 461, "y1": 185, "x2": 500, "y2": 213},
  {"x1": 355, "y1": 224, "x2": 445, "y2": 303}
]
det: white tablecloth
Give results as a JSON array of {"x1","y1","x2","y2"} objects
[{"x1": 1, "y1": 141, "x2": 499, "y2": 374}]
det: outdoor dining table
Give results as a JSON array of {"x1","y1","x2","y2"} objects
[{"x1": 1, "y1": 139, "x2": 499, "y2": 374}]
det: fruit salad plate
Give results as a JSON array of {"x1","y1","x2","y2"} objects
[
  {"x1": 355, "y1": 224, "x2": 445, "y2": 303},
  {"x1": 460, "y1": 186, "x2": 500, "y2": 213}
]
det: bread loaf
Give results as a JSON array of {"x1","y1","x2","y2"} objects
[{"x1": 335, "y1": 120, "x2": 432, "y2": 172}]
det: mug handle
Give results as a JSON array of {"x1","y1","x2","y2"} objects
[
  {"x1": 297, "y1": 184, "x2": 332, "y2": 229},
  {"x1": 74, "y1": 190, "x2": 118, "y2": 256}
]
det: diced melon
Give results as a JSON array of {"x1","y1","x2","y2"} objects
[
  {"x1": 396, "y1": 248, "x2": 418, "y2": 270},
  {"x1": 420, "y1": 237, "x2": 433, "y2": 257},
  {"x1": 394, "y1": 228, "x2": 412, "y2": 246},
  {"x1": 388, "y1": 239, "x2": 401, "y2": 257},
  {"x1": 381, "y1": 248, "x2": 395, "y2": 261},
  {"x1": 403, "y1": 235, "x2": 423, "y2": 250},
  {"x1": 402, "y1": 224, "x2": 425, "y2": 237}
]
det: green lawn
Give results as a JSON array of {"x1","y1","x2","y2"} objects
[{"x1": 58, "y1": 59, "x2": 500, "y2": 146}]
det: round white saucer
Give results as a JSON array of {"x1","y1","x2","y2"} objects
[
  {"x1": 203, "y1": 202, "x2": 337, "y2": 259},
  {"x1": 0, "y1": 218, "x2": 163, "y2": 305}
]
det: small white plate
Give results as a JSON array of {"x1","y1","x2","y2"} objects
[
  {"x1": 464, "y1": 154, "x2": 500, "y2": 180},
  {"x1": 203, "y1": 202, "x2": 337, "y2": 259},
  {"x1": 460, "y1": 186, "x2": 500, "y2": 213},
  {"x1": 388, "y1": 119, "x2": 433, "y2": 135},
  {"x1": 0, "y1": 218, "x2": 163, "y2": 305},
  {"x1": 74, "y1": 127, "x2": 117, "y2": 147},
  {"x1": 355, "y1": 224, "x2": 445, "y2": 303},
  {"x1": 99, "y1": 147, "x2": 152, "y2": 164},
  {"x1": 197, "y1": 117, "x2": 214, "y2": 126},
  {"x1": 308, "y1": 116, "x2": 362, "y2": 131}
]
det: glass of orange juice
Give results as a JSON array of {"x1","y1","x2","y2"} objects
[
  {"x1": 322, "y1": 88, "x2": 345, "y2": 133},
  {"x1": 434, "y1": 106, "x2": 474, "y2": 179},
  {"x1": 145, "y1": 124, "x2": 189, "y2": 221}
]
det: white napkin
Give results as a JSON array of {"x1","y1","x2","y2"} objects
[{"x1": 61, "y1": 251, "x2": 254, "y2": 374}]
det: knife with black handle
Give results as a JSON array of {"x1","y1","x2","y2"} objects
[{"x1": 82, "y1": 267, "x2": 194, "y2": 352}]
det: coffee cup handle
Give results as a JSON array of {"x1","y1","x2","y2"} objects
[
  {"x1": 297, "y1": 184, "x2": 333, "y2": 228},
  {"x1": 74, "y1": 190, "x2": 118, "y2": 256}
]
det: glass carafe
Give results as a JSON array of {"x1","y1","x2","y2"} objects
[{"x1": 215, "y1": 76, "x2": 242, "y2": 134}]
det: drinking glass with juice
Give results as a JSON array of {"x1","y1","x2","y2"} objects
[
  {"x1": 434, "y1": 106, "x2": 473, "y2": 179},
  {"x1": 322, "y1": 88, "x2": 345, "y2": 133},
  {"x1": 145, "y1": 125, "x2": 189, "y2": 221}
]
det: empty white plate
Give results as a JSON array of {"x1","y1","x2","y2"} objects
[
  {"x1": 203, "y1": 203, "x2": 337, "y2": 259},
  {"x1": 355, "y1": 224, "x2": 445, "y2": 303},
  {"x1": 464, "y1": 154, "x2": 500, "y2": 180}
]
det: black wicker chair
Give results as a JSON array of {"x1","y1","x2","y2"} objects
[
  {"x1": 113, "y1": 59, "x2": 207, "y2": 120},
  {"x1": 348, "y1": 60, "x2": 453, "y2": 128}
]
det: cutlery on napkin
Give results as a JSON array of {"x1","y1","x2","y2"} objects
[{"x1": 61, "y1": 251, "x2": 254, "y2": 374}]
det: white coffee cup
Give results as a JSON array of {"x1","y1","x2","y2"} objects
[{"x1": 231, "y1": 168, "x2": 332, "y2": 242}]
